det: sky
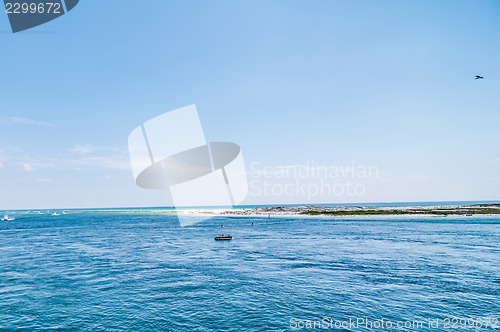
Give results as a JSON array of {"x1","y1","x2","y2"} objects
[{"x1": 1, "y1": 0, "x2": 500, "y2": 210}]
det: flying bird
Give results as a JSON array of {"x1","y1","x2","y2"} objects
[{"x1": 475, "y1": 75, "x2": 484, "y2": 79}]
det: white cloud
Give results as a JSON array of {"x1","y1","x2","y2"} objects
[
  {"x1": 73, "y1": 156, "x2": 131, "y2": 170},
  {"x1": 0, "y1": 145, "x2": 131, "y2": 173},
  {"x1": 25, "y1": 156, "x2": 130, "y2": 171},
  {"x1": 23, "y1": 163, "x2": 34, "y2": 171},
  {"x1": 0, "y1": 149, "x2": 6, "y2": 167},
  {"x1": 6, "y1": 117, "x2": 55, "y2": 127},
  {"x1": 70, "y1": 145, "x2": 128, "y2": 156},
  {"x1": 70, "y1": 144, "x2": 96, "y2": 154}
]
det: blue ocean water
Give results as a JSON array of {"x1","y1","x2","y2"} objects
[{"x1": 0, "y1": 212, "x2": 499, "y2": 331}]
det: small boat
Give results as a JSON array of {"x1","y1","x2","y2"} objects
[
  {"x1": 2, "y1": 215, "x2": 9, "y2": 221},
  {"x1": 52, "y1": 212, "x2": 59, "y2": 216},
  {"x1": 214, "y1": 234, "x2": 232, "y2": 241}
]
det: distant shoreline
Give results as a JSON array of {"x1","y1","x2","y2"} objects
[{"x1": 55, "y1": 203, "x2": 500, "y2": 217}]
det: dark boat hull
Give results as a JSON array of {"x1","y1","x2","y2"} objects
[{"x1": 214, "y1": 236, "x2": 232, "y2": 241}]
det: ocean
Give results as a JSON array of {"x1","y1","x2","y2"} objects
[{"x1": 0, "y1": 211, "x2": 499, "y2": 331}]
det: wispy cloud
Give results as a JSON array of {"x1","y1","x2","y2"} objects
[
  {"x1": 63, "y1": 155, "x2": 131, "y2": 170},
  {"x1": 69, "y1": 145, "x2": 128, "y2": 156},
  {"x1": 70, "y1": 144, "x2": 96, "y2": 154},
  {"x1": 1, "y1": 146, "x2": 130, "y2": 172},
  {"x1": 0, "y1": 143, "x2": 131, "y2": 175},
  {"x1": 0, "y1": 149, "x2": 8, "y2": 168},
  {"x1": 5, "y1": 117, "x2": 55, "y2": 127},
  {"x1": 23, "y1": 163, "x2": 34, "y2": 171}
]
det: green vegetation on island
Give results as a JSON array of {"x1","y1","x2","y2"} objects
[
  {"x1": 299, "y1": 205, "x2": 500, "y2": 216},
  {"x1": 301, "y1": 209, "x2": 451, "y2": 216}
]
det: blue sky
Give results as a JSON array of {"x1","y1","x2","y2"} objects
[{"x1": 1, "y1": 0, "x2": 500, "y2": 209}]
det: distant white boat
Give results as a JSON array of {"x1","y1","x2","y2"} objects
[
  {"x1": 214, "y1": 234, "x2": 232, "y2": 241},
  {"x1": 52, "y1": 212, "x2": 60, "y2": 216},
  {"x1": 2, "y1": 215, "x2": 8, "y2": 221}
]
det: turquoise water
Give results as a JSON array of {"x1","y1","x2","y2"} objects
[{"x1": 0, "y1": 212, "x2": 499, "y2": 331}]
